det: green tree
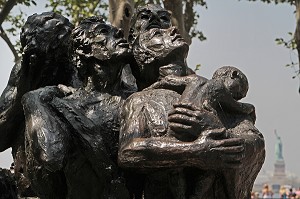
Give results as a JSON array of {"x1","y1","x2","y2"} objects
[
  {"x1": 0, "y1": 0, "x2": 37, "y2": 61},
  {"x1": 0, "y1": 0, "x2": 207, "y2": 63}
]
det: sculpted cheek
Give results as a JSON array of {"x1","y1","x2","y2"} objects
[
  {"x1": 92, "y1": 46, "x2": 110, "y2": 60},
  {"x1": 147, "y1": 38, "x2": 164, "y2": 52},
  {"x1": 139, "y1": 20, "x2": 149, "y2": 31}
]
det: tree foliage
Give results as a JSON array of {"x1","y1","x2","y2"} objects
[
  {"x1": 0, "y1": 0, "x2": 207, "y2": 63},
  {"x1": 0, "y1": 0, "x2": 37, "y2": 60},
  {"x1": 45, "y1": 0, "x2": 109, "y2": 25}
]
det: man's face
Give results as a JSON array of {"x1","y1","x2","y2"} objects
[
  {"x1": 132, "y1": 26, "x2": 189, "y2": 84},
  {"x1": 86, "y1": 23, "x2": 132, "y2": 89},
  {"x1": 141, "y1": 27, "x2": 186, "y2": 53},
  {"x1": 90, "y1": 23, "x2": 131, "y2": 61},
  {"x1": 133, "y1": 4, "x2": 171, "y2": 35},
  {"x1": 134, "y1": 27, "x2": 188, "y2": 64}
]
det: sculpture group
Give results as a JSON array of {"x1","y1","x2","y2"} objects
[{"x1": 0, "y1": 4, "x2": 265, "y2": 199}]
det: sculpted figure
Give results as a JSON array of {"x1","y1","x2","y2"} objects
[
  {"x1": 0, "y1": 4, "x2": 265, "y2": 199},
  {"x1": 118, "y1": 4, "x2": 265, "y2": 199},
  {"x1": 129, "y1": 4, "x2": 194, "y2": 89},
  {"x1": 275, "y1": 131, "x2": 283, "y2": 160},
  {"x1": 0, "y1": 12, "x2": 80, "y2": 196},
  {"x1": 22, "y1": 16, "x2": 132, "y2": 199},
  {"x1": 149, "y1": 66, "x2": 255, "y2": 141}
]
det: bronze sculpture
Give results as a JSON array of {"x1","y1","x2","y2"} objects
[
  {"x1": 118, "y1": 4, "x2": 265, "y2": 199},
  {"x1": 0, "y1": 12, "x2": 80, "y2": 197},
  {"x1": 148, "y1": 66, "x2": 255, "y2": 141},
  {"x1": 0, "y1": 4, "x2": 265, "y2": 199},
  {"x1": 0, "y1": 168, "x2": 17, "y2": 199},
  {"x1": 22, "y1": 16, "x2": 132, "y2": 199}
]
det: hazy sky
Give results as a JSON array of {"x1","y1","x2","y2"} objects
[{"x1": 0, "y1": 0, "x2": 299, "y2": 178}]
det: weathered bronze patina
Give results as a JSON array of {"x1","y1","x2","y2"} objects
[
  {"x1": 0, "y1": 4, "x2": 265, "y2": 199},
  {"x1": 118, "y1": 4, "x2": 265, "y2": 199}
]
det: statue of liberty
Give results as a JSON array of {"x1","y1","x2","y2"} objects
[{"x1": 274, "y1": 130, "x2": 283, "y2": 160}]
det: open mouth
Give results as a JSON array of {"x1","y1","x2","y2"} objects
[
  {"x1": 171, "y1": 34, "x2": 184, "y2": 43},
  {"x1": 169, "y1": 27, "x2": 185, "y2": 42},
  {"x1": 148, "y1": 28, "x2": 162, "y2": 39}
]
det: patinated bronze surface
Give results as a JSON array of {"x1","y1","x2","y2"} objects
[
  {"x1": 118, "y1": 4, "x2": 265, "y2": 199},
  {"x1": 0, "y1": 168, "x2": 17, "y2": 199},
  {"x1": 0, "y1": 4, "x2": 265, "y2": 199},
  {"x1": 0, "y1": 12, "x2": 80, "y2": 197},
  {"x1": 22, "y1": 16, "x2": 133, "y2": 199}
]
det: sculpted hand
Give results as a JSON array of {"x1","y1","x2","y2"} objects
[
  {"x1": 58, "y1": 84, "x2": 77, "y2": 96},
  {"x1": 168, "y1": 104, "x2": 224, "y2": 140},
  {"x1": 28, "y1": 86, "x2": 70, "y2": 103},
  {"x1": 197, "y1": 129, "x2": 245, "y2": 169}
]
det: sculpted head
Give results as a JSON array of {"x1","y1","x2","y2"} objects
[
  {"x1": 212, "y1": 66, "x2": 249, "y2": 100},
  {"x1": 129, "y1": 4, "x2": 190, "y2": 89},
  {"x1": 130, "y1": 26, "x2": 189, "y2": 88},
  {"x1": 21, "y1": 12, "x2": 74, "y2": 65},
  {"x1": 72, "y1": 16, "x2": 132, "y2": 89},
  {"x1": 129, "y1": 4, "x2": 172, "y2": 42},
  {"x1": 19, "y1": 12, "x2": 78, "y2": 88},
  {"x1": 133, "y1": 26, "x2": 188, "y2": 65},
  {"x1": 72, "y1": 16, "x2": 131, "y2": 62}
]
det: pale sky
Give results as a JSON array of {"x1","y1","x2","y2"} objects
[{"x1": 0, "y1": 0, "x2": 299, "y2": 178}]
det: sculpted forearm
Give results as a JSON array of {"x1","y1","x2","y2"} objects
[
  {"x1": 0, "y1": 86, "x2": 22, "y2": 152},
  {"x1": 119, "y1": 127, "x2": 247, "y2": 171},
  {"x1": 118, "y1": 137, "x2": 206, "y2": 169},
  {"x1": 0, "y1": 62, "x2": 30, "y2": 151},
  {"x1": 243, "y1": 131, "x2": 265, "y2": 164}
]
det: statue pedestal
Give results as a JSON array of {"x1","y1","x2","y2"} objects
[
  {"x1": 273, "y1": 159, "x2": 286, "y2": 178},
  {"x1": 270, "y1": 159, "x2": 290, "y2": 192}
]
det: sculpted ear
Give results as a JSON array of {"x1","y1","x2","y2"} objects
[{"x1": 231, "y1": 70, "x2": 238, "y2": 79}]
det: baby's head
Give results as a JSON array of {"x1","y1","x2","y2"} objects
[{"x1": 212, "y1": 66, "x2": 248, "y2": 100}]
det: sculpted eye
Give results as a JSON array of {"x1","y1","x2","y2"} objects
[
  {"x1": 160, "y1": 15, "x2": 169, "y2": 22},
  {"x1": 141, "y1": 13, "x2": 150, "y2": 20},
  {"x1": 99, "y1": 28, "x2": 108, "y2": 34}
]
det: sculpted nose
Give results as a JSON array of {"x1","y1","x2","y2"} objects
[
  {"x1": 149, "y1": 13, "x2": 160, "y2": 24},
  {"x1": 115, "y1": 28, "x2": 124, "y2": 38}
]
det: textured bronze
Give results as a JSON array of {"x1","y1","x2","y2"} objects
[{"x1": 0, "y1": 4, "x2": 265, "y2": 199}]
